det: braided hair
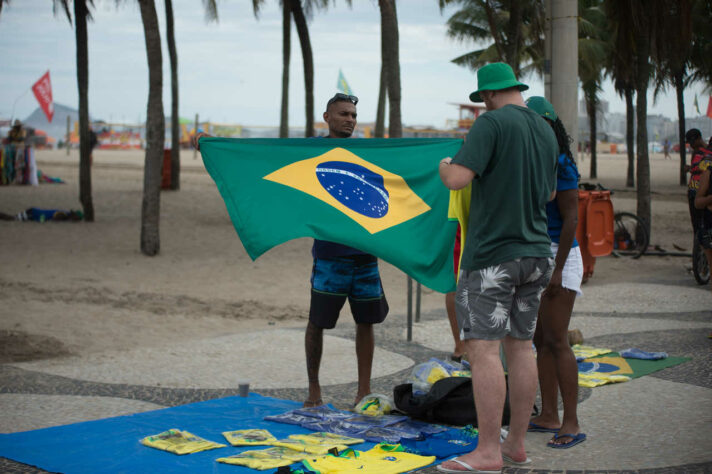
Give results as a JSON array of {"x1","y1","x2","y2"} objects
[{"x1": 550, "y1": 117, "x2": 575, "y2": 164}]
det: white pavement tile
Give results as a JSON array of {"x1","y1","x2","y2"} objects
[
  {"x1": 411, "y1": 317, "x2": 709, "y2": 354},
  {"x1": 521, "y1": 377, "x2": 712, "y2": 469},
  {"x1": 0, "y1": 394, "x2": 164, "y2": 433},
  {"x1": 11, "y1": 329, "x2": 414, "y2": 389}
]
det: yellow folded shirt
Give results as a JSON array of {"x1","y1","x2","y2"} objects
[
  {"x1": 222, "y1": 428, "x2": 277, "y2": 446},
  {"x1": 216, "y1": 446, "x2": 310, "y2": 470},
  {"x1": 289, "y1": 432, "x2": 364, "y2": 446},
  {"x1": 140, "y1": 428, "x2": 225, "y2": 455},
  {"x1": 272, "y1": 438, "x2": 348, "y2": 455}
]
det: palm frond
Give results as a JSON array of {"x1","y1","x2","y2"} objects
[{"x1": 202, "y1": 0, "x2": 218, "y2": 22}]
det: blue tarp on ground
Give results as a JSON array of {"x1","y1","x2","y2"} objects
[{"x1": 0, "y1": 393, "x2": 376, "y2": 473}]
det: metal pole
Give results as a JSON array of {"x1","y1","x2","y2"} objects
[
  {"x1": 415, "y1": 282, "x2": 421, "y2": 323},
  {"x1": 66, "y1": 115, "x2": 71, "y2": 156},
  {"x1": 193, "y1": 113, "x2": 199, "y2": 159},
  {"x1": 406, "y1": 276, "x2": 413, "y2": 342},
  {"x1": 550, "y1": 0, "x2": 579, "y2": 156}
]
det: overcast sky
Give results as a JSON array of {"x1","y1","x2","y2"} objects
[{"x1": 0, "y1": 0, "x2": 709, "y2": 128}]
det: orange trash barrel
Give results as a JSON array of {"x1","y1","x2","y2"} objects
[
  {"x1": 161, "y1": 149, "x2": 171, "y2": 189},
  {"x1": 576, "y1": 189, "x2": 614, "y2": 281}
]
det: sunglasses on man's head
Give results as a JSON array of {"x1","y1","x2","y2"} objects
[{"x1": 327, "y1": 93, "x2": 358, "y2": 107}]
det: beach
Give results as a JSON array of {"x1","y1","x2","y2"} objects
[{"x1": 1, "y1": 147, "x2": 711, "y2": 472}]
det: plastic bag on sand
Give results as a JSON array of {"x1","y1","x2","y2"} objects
[
  {"x1": 409, "y1": 360, "x2": 450, "y2": 396},
  {"x1": 353, "y1": 393, "x2": 394, "y2": 416}
]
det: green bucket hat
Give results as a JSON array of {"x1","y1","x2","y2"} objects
[
  {"x1": 526, "y1": 96, "x2": 558, "y2": 121},
  {"x1": 469, "y1": 62, "x2": 529, "y2": 102}
]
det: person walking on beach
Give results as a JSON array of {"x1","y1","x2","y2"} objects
[
  {"x1": 526, "y1": 96, "x2": 586, "y2": 449},
  {"x1": 663, "y1": 139, "x2": 671, "y2": 160},
  {"x1": 438, "y1": 62, "x2": 557, "y2": 473},
  {"x1": 304, "y1": 93, "x2": 389, "y2": 408}
]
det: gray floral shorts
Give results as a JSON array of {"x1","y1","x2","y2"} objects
[{"x1": 456, "y1": 257, "x2": 554, "y2": 341}]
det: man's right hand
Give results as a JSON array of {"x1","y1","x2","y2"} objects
[{"x1": 193, "y1": 132, "x2": 211, "y2": 151}]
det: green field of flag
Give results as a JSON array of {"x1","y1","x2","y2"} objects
[{"x1": 200, "y1": 137, "x2": 462, "y2": 293}]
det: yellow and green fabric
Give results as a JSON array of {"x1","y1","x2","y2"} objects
[
  {"x1": 302, "y1": 443, "x2": 435, "y2": 473},
  {"x1": 200, "y1": 137, "x2": 462, "y2": 293}
]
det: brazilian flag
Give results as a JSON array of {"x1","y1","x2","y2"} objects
[{"x1": 200, "y1": 137, "x2": 462, "y2": 293}]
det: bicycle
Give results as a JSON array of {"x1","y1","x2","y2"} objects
[
  {"x1": 692, "y1": 233, "x2": 710, "y2": 284},
  {"x1": 612, "y1": 211, "x2": 649, "y2": 259}
]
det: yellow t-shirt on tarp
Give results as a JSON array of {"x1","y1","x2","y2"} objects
[
  {"x1": 140, "y1": 429, "x2": 225, "y2": 455},
  {"x1": 222, "y1": 429, "x2": 277, "y2": 446},
  {"x1": 271, "y1": 438, "x2": 348, "y2": 455},
  {"x1": 289, "y1": 432, "x2": 364, "y2": 446},
  {"x1": 302, "y1": 443, "x2": 435, "y2": 474},
  {"x1": 216, "y1": 446, "x2": 309, "y2": 470}
]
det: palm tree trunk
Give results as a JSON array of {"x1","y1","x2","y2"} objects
[
  {"x1": 165, "y1": 0, "x2": 180, "y2": 190},
  {"x1": 625, "y1": 86, "x2": 635, "y2": 187},
  {"x1": 138, "y1": 0, "x2": 165, "y2": 256},
  {"x1": 674, "y1": 71, "x2": 687, "y2": 186},
  {"x1": 375, "y1": 64, "x2": 386, "y2": 138},
  {"x1": 503, "y1": 0, "x2": 522, "y2": 75},
  {"x1": 279, "y1": 1, "x2": 291, "y2": 138},
  {"x1": 634, "y1": 22, "x2": 651, "y2": 237},
  {"x1": 290, "y1": 0, "x2": 314, "y2": 137},
  {"x1": 74, "y1": 0, "x2": 94, "y2": 222},
  {"x1": 379, "y1": 0, "x2": 402, "y2": 138}
]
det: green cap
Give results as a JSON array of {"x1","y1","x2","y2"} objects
[
  {"x1": 469, "y1": 62, "x2": 529, "y2": 103},
  {"x1": 526, "y1": 96, "x2": 558, "y2": 121}
]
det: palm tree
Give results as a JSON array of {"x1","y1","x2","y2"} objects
[
  {"x1": 651, "y1": 0, "x2": 693, "y2": 186},
  {"x1": 290, "y1": 0, "x2": 317, "y2": 137},
  {"x1": 689, "y1": 0, "x2": 712, "y2": 87},
  {"x1": 137, "y1": 0, "x2": 165, "y2": 256},
  {"x1": 604, "y1": 0, "x2": 637, "y2": 187},
  {"x1": 438, "y1": 0, "x2": 545, "y2": 78},
  {"x1": 379, "y1": 0, "x2": 402, "y2": 138},
  {"x1": 53, "y1": 0, "x2": 95, "y2": 222},
  {"x1": 165, "y1": 0, "x2": 179, "y2": 190},
  {"x1": 163, "y1": 0, "x2": 218, "y2": 190},
  {"x1": 280, "y1": 1, "x2": 291, "y2": 138},
  {"x1": 374, "y1": 64, "x2": 387, "y2": 137},
  {"x1": 631, "y1": 0, "x2": 659, "y2": 237},
  {"x1": 578, "y1": 0, "x2": 607, "y2": 179}
]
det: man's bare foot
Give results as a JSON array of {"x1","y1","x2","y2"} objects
[
  {"x1": 500, "y1": 440, "x2": 529, "y2": 465},
  {"x1": 438, "y1": 452, "x2": 502, "y2": 473},
  {"x1": 529, "y1": 415, "x2": 561, "y2": 432},
  {"x1": 302, "y1": 398, "x2": 324, "y2": 408}
]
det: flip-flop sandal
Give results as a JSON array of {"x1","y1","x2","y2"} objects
[
  {"x1": 547, "y1": 432, "x2": 586, "y2": 449},
  {"x1": 527, "y1": 422, "x2": 560, "y2": 433},
  {"x1": 302, "y1": 398, "x2": 324, "y2": 408},
  {"x1": 436, "y1": 458, "x2": 501, "y2": 473},
  {"x1": 502, "y1": 454, "x2": 531, "y2": 466}
]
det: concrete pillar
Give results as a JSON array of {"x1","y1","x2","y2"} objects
[{"x1": 549, "y1": 0, "x2": 578, "y2": 155}]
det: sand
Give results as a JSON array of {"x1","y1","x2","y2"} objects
[{"x1": 0, "y1": 147, "x2": 708, "y2": 362}]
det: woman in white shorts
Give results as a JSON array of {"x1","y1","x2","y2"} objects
[{"x1": 526, "y1": 97, "x2": 586, "y2": 449}]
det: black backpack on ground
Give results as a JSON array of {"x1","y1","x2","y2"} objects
[{"x1": 393, "y1": 376, "x2": 511, "y2": 427}]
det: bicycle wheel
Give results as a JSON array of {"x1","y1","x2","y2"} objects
[
  {"x1": 612, "y1": 212, "x2": 649, "y2": 259},
  {"x1": 692, "y1": 234, "x2": 710, "y2": 285}
]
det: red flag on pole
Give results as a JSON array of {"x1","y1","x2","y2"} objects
[
  {"x1": 707, "y1": 96, "x2": 712, "y2": 120},
  {"x1": 31, "y1": 70, "x2": 54, "y2": 123}
]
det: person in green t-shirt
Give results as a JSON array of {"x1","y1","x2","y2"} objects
[{"x1": 437, "y1": 62, "x2": 557, "y2": 474}]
